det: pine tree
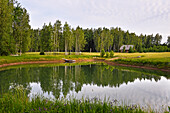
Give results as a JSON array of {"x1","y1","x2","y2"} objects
[
  {"x1": 0, "y1": 0, "x2": 14, "y2": 55},
  {"x1": 13, "y1": 4, "x2": 31, "y2": 55}
]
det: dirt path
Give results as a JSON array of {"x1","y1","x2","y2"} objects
[
  {"x1": 0, "y1": 59, "x2": 96, "y2": 68},
  {"x1": 0, "y1": 58, "x2": 169, "y2": 73}
]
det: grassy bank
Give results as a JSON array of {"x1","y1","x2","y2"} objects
[
  {"x1": 0, "y1": 52, "x2": 99, "y2": 65},
  {"x1": 0, "y1": 52, "x2": 169, "y2": 69},
  {"x1": 113, "y1": 52, "x2": 170, "y2": 69},
  {"x1": 1, "y1": 86, "x2": 168, "y2": 113}
]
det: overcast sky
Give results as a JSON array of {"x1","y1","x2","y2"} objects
[{"x1": 18, "y1": 0, "x2": 170, "y2": 43}]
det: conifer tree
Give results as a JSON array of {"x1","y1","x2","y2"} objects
[{"x1": 0, "y1": 0, "x2": 14, "y2": 55}]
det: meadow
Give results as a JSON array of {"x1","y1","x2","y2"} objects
[
  {"x1": 0, "y1": 52, "x2": 169, "y2": 69},
  {"x1": 113, "y1": 52, "x2": 170, "y2": 69}
]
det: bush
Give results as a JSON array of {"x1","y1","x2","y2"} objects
[
  {"x1": 0, "y1": 51, "x2": 10, "y2": 56},
  {"x1": 123, "y1": 46, "x2": 126, "y2": 53},
  {"x1": 40, "y1": 52, "x2": 45, "y2": 55},
  {"x1": 110, "y1": 51, "x2": 114, "y2": 58},
  {"x1": 139, "y1": 48, "x2": 143, "y2": 53},
  {"x1": 100, "y1": 49, "x2": 105, "y2": 57},
  {"x1": 129, "y1": 47, "x2": 134, "y2": 53},
  {"x1": 106, "y1": 52, "x2": 109, "y2": 58}
]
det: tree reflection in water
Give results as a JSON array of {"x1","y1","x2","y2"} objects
[{"x1": 0, "y1": 63, "x2": 164, "y2": 98}]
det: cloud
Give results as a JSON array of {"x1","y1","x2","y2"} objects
[{"x1": 17, "y1": 0, "x2": 170, "y2": 43}]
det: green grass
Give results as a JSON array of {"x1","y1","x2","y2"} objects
[
  {"x1": 1, "y1": 86, "x2": 167, "y2": 113},
  {"x1": 0, "y1": 52, "x2": 99, "y2": 65},
  {"x1": 112, "y1": 52, "x2": 170, "y2": 69},
  {"x1": 0, "y1": 52, "x2": 170, "y2": 69}
]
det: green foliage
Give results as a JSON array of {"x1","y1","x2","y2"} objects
[
  {"x1": 110, "y1": 51, "x2": 114, "y2": 58},
  {"x1": 40, "y1": 23, "x2": 54, "y2": 52},
  {"x1": 74, "y1": 26, "x2": 86, "y2": 55},
  {"x1": 100, "y1": 49, "x2": 105, "y2": 57},
  {"x1": 0, "y1": 0, "x2": 14, "y2": 56},
  {"x1": 53, "y1": 20, "x2": 62, "y2": 52},
  {"x1": 143, "y1": 46, "x2": 169, "y2": 52},
  {"x1": 123, "y1": 46, "x2": 126, "y2": 53},
  {"x1": 13, "y1": 4, "x2": 31, "y2": 55},
  {"x1": 0, "y1": 0, "x2": 169, "y2": 56},
  {"x1": 129, "y1": 46, "x2": 134, "y2": 53},
  {"x1": 106, "y1": 52, "x2": 109, "y2": 58},
  {"x1": 139, "y1": 45, "x2": 143, "y2": 53},
  {"x1": 63, "y1": 22, "x2": 72, "y2": 55}
]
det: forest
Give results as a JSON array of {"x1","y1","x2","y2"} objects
[{"x1": 0, "y1": 0, "x2": 170, "y2": 56}]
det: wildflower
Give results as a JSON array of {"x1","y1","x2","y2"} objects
[
  {"x1": 44, "y1": 107, "x2": 47, "y2": 111},
  {"x1": 39, "y1": 107, "x2": 41, "y2": 111},
  {"x1": 113, "y1": 99, "x2": 118, "y2": 103},
  {"x1": 132, "y1": 105, "x2": 137, "y2": 109}
]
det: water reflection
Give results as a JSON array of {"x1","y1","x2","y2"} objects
[{"x1": 0, "y1": 63, "x2": 170, "y2": 110}]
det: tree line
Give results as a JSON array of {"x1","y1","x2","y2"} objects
[
  {"x1": 0, "y1": 0, "x2": 170, "y2": 56},
  {"x1": 30, "y1": 23, "x2": 170, "y2": 54}
]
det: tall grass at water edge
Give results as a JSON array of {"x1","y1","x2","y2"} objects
[{"x1": 0, "y1": 86, "x2": 170, "y2": 113}]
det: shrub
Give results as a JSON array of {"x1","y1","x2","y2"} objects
[
  {"x1": 139, "y1": 48, "x2": 143, "y2": 53},
  {"x1": 110, "y1": 50, "x2": 114, "y2": 58},
  {"x1": 106, "y1": 52, "x2": 109, "y2": 58},
  {"x1": 40, "y1": 52, "x2": 45, "y2": 55},
  {"x1": 100, "y1": 49, "x2": 105, "y2": 57},
  {"x1": 123, "y1": 46, "x2": 126, "y2": 53},
  {"x1": 129, "y1": 47, "x2": 134, "y2": 53}
]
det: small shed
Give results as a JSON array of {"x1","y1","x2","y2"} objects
[{"x1": 120, "y1": 45, "x2": 134, "y2": 52}]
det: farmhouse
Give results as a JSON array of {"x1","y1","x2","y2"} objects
[{"x1": 120, "y1": 45, "x2": 134, "y2": 52}]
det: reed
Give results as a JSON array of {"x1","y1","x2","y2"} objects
[{"x1": 1, "y1": 86, "x2": 169, "y2": 113}]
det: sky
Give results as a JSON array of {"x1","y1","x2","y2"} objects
[{"x1": 18, "y1": 0, "x2": 170, "y2": 43}]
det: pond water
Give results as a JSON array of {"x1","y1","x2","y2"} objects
[{"x1": 0, "y1": 63, "x2": 170, "y2": 111}]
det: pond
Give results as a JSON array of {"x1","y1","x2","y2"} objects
[{"x1": 0, "y1": 63, "x2": 170, "y2": 111}]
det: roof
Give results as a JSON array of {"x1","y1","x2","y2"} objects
[{"x1": 120, "y1": 45, "x2": 134, "y2": 50}]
